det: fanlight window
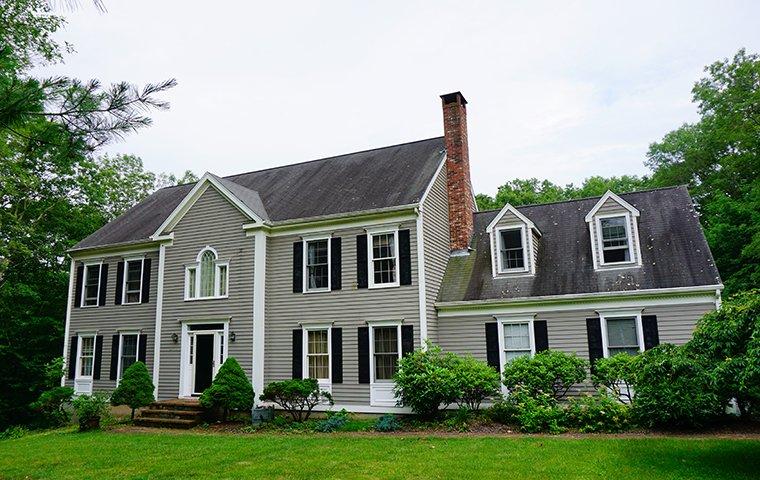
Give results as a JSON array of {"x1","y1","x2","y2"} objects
[{"x1": 186, "y1": 248, "x2": 228, "y2": 299}]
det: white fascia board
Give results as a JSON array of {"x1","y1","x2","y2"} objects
[
  {"x1": 486, "y1": 203, "x2": 538, "y2": 234},
  {"x1": 585, "y1": 190, "x2": 640, "y2": 223},
  {"x1": 418, "y1": 154, "x2": 447, "y2": 207}
]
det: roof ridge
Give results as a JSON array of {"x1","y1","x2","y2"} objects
[{"x1": 474, "y1": 184, "x2": 688, "y2": 214}]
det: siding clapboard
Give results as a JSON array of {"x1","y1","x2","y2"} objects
[{"x1": 422, "y1": 164, "x2": 449, "y2": 344}]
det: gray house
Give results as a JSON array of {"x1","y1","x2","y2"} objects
[{"x1": 62, "y1": 92, "x2": 722, "y2": 412}]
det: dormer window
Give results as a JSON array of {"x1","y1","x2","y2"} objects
[
  {"x1": 585, "y1": 191, "x2": 641, "y2": 269},
  {"x1": 497, "y1": 227, "x2": 526, "y2": 272},
  {"x1": 486, "y1": 203, "x2": 540, "y2": 278},
  {"x1": 599, "y1": 216, "x2": 632, "y2": 264},
  {"x1": 185, "y1": 247, "x2": 229, "y2": 300}
]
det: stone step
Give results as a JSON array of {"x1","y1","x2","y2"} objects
[
  {"x1": 133, "y1": 417, "x2": 201, "y2": 429},
  {"x1": 147, "y1": 399, "x2": 205, "y2": 412},
  {"x1": 139, "y1": 408, "x2": 204, "y2": 420}
]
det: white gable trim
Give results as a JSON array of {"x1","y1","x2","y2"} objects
[
  {"x1": 486, "y1": 203, "x2": 537, "y2": 233},
  {"x1": 150, "y1": 173, "x2": 266, "y2": 239},
  {"x1": 584, "y1": 190, "x2": 640, "y2": 223}
]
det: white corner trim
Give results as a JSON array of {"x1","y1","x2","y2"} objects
[
  {"x1": 61, "y1": 260, "x2": 76, "y2": 386},
  {"x1": 152, "y1": 243, "x2": 166, "y2": 398},
  {"x1": 486, "y1": 203, "x2": 537, "y2": 233},
  {"x1": 584, "y1": 190, "x2": 640, "y2": 223},
  {"x1": 415, "y1": 208, "x2": 428, "y2": 348},
  {"x1": 252, "y1": 229, "x2": 267, "y2": 397}
]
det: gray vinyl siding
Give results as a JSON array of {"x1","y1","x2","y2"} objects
[
  {"x1": 264, "y1": 221, "x2": 420, "y2": 405},
  {"x1": 158, "y1": 186, "x2": 255, "y2": 399},
  {"x1": 590, "y1": 198, "x2": 640, "y2": 267},
  {"x1": 437, "y1": 301, "x2": 715, "y2": 393},
  {"x1": 422, "y1": 164, "x2": 449, "y2": 344},
  {"x1": 65, "y1": 251, "x2": 159, "y2": 392}
]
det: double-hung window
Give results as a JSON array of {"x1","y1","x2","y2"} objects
[
  {"x1": 372, "y1": 326, "x2": 400, "y2": 381},
  {"x1": 119, "y1": 334, "x2": 139, "y2": 378},
  {"x1": 503, "y1": 322, "x2": 532, "y2": 361},
  {"x1": 186, "y1": 248, "x2": 229, "y2": 299},
  {"x1": 305, "y1": 329, "x2": 330, "y2": 380},
  {"x1": 304, "y1": 238, "x2": 330, "y2": 292},
  {"x1": 496, "y1": 227, "x2": 527, "y2": 273},
  {"x1": 605, "y1": 317, "x2": 641, "y2": 356},
  {"x1": 79, "y1": 336, "x2": 95, "y2": 377},
  {"x1": 123, "y1": 259, "x2": 143, "y2": 304},
  {"x1": 82, "y1": 264, "x2": 102, "y2": 307},
  {"x1": 599, "y1": 216, "x2": 632, "y2": 264},
  {"x1": 369, "y1": 231, "x2": 399, "y2": 288}
]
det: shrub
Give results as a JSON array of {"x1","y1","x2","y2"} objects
[
  {"x1": 72, "y1": 393, "x2": 110, "y2": 431},
  {"x1": 374, "y1": 413, "x2": 400, "y2": 432},
  {"x1": 29, "y1": 386, "x2": 74, "y2": 428},
  {"x1": 315, "y1": 409, "x2": 349, "y2": 432},
  {"x1": 259, "y1": 378, "x2": 332, "y2": 422},
  {"x1": 393, "y1": 344, "x2": 459, "y2": 418},
  {"x1": 506, "y1": 387, "x2": 566, "y2": 434},
  {"x1": 566, "y1": 393, "x2": 632, "y2": 433},
  {"x1": 199, "y1": 358, "x2": 254, "y2": 421},
  {"x1": 502, "y1": 350, "x2": 588, "y2": 400},
  {"x1": 488, "y1": 400, "x2": 518, "y2": 425},
  {"x1": 687, "y1": 290, "x2": 760, "y2": 417},
  {"x1": 0, "y1": 426, "x2": 28, "y2": 440},
  {"x1": 110, "y1": 362, "x2": 155, "y2": 420},
  {"x1": 591, "y1": 353, "x2": 638, "y2": 403},
  {"x1": 452, "y1": 355, "x2": 501, "y2": 412},
  {"x1": 632, "y1": 344, "x2": 722, "y2": 429}
]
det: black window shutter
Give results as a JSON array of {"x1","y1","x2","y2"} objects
[
  {"x1": 292, "y1": 242, "x2": 303, "y2": 293},
  {"x1": 533, "y1": 320, "x2": 549, "y2": 352},
  {"x1": 292, "y1": 329, "x2": 302, "y2": 379},
  {"x1": 642, "y1": 315, "x2": 660, "y2": 350},
  {"x1": 98, "y1": 264, "x2": 108, "y2": 307},
  {"x1": 138, "y1": 334, "x2": 148, "y2": 363},
  {"x1": 331, "y1": 237, "x2": 342, "y2": 291},
  {"x1": 401, "y1": 324, "x2": 414, "y2": 356},
  {"x1": 74, "y1": 265, "x2": 84, "y2": 308},
  {"x1": 109, "y1": 334, "x2": 120, "y2": 380},
  {"x1": 141, "y1": 259, "x2": 152, "y2": 303},
  {"x1": 93, "y1": 335, "x2": 104, "y2": 380},
  {"x1": 331, "y1": 327, "x2": 343, "y2": 383},
  {"x1": 356, "y1": 234, "x2": 368, "y2": 289},
  {"x1": 586, "y1": 318, "x2": 604, "y2": 367},
  {"x1": 358, "y1": 327, "x2": 370, "y2": 383},
  {"x1": 68, "y1": 336, "x2": 78, "y2": 379},
  {"x1": 485, "y1": 322, "x2": 501, "y2": 372},
  {"x1": 399, "y1": 229, "x2": 412, "y2": 286},
  {"x1": 115, "y1": 261, "x2": 124, "y2": 305}
]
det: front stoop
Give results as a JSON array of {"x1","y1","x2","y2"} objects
[{"x1": 134, "y1": 399, "x2": 206, "y2": 429}]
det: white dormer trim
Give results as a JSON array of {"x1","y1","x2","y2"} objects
[
  {"x1": 151, "y1": 172, "x2": 266, "y2": 239},
  {"x1": 487, "y1": 203, "x2": 539, "y2": 278},
  {"x1": 486, "y1": 203, "x2": 538, "y2": 233},
  {"x1": 584, "y1": 190, "x2": 640, "y2": 223}
]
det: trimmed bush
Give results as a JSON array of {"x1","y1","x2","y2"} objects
[
  {"x1": 591, "y1": 353, "x2": 638, "y2": 404},
  {"x1": 72, "y1": 393, "x2": 109, "y2": 431},
  {"x1": 374, "y1": 414, "x2": 400, "y2": 432},
  {"x1": 393, "y1": 345, "x2": 459, "y2": 418},
  {"x1": 452, "y1": 355, "x2": 501, "y2": 412},
  {"x1": 633, "y1": 344, "x2": 722, "y2": 429},
  {"x1": 502, "y1": 350, "x2": 588, "y2": 400},
  {"x1": 488, "y1": 400, "x2": 518, "y2": 425},
  {"x1": 199, "y1": 357, "x2": 254, "y2": 421},
  {"x1": 110, "y1": 361, "x2": 154, "y2": 420},
  {"x1": 566, "y1": 394, "x2": 631, "y2": 433},
  {"x1": 260, "y1": 378, "x2": 332, "y2": 422},
  {"x1": 505, "y1": 387, "x2": 566, "y2": 434}
]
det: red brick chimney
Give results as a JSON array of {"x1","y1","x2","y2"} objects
[{"x1": 441, "y1": 91, "x2": 475, "y2": 252}]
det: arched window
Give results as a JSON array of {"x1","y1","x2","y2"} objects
[{"x1": 186, "y1": 247, "x2": 229, "y2": 299}]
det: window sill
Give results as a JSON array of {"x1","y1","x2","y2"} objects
[
  {"x1": 368, "y1": 283, "x2": 401, "y2": 290},
  {"x1": 80, "y1": 304, "x2": 100, "y2": 309},
  {"x1": 303, "y1": 288, "x2": 330, "y2": 294},
  {"x1": 184, "y1": 295, "x2": 229, "y2": 302},
  {"x1": 121, "y1": 301, "x2": 143, "y2": 306}
]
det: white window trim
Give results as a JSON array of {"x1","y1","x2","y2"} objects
[
  {"x1": 368, "y1": 321, "x2": 402, "y2": 384},
  {"x1": 74, "y1": 333, "x2": 97, "y2": 394},
  {"x1": 594, "y1": 212, "x2": 636, "y2": 267},
  {"x1": 116, "y1": 331, "x2": 141, "y2": 385},
  {"x1": 302, "y1": 325, "x2": 332, "y2": 384},
  {"x1": 367, "y1": 228, "x2": 400, "y2": 289},
  {"x1": 81, "y1": 261, "x2": 103, "y2": 308},
  {"x1": 121, "y1": 257, "x2": 145, "y2": 305},
  {"x1": 302, "y1": 235, "x2": 331, "y2": 294},
  {"x1": 598, "y1": 309, "x2": 645, "y2": 358},
  {"x1": 495, "y1": 315, "x2": 535, "y2": 395},
  {"x1": 494, "y1": 225, "x2": 530, "y2": 275},
  {"x1": 184, "y1": 246, "x2": 230, "y2": 301}
]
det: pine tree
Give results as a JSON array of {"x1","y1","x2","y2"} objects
[
  {"x1": 110, "y1": 362, "x2": 155, "y2": 420},
  {"x1": 199, "y1": 357, "x2": 254, "y2": 421}
]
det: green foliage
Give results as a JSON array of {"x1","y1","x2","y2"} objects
[
  {"x1": 565, "y1": 394, "x2": 632, "y2": 433},
  {"x1": 0, "y1": 0, "x2": 66, "y2": 70},
  {"x1": 110, "y1": 362, "x2": 155, "y2": 420},
  {"x1": 259, "y1": 378, "x2": 332, "y2": 422},
  {"x1": 0, "y1": 425, "x2": 29, "y2": 440},
  {"x1": 504, "y1": 388, "x2": 567, "y2": 434},
  {"x1": 632, "y1": 344, "x2": 722, "y2": 429},
  {"x1": 591, "y1": 353, "x2": 638, "y2": 403},
  {"x1": 314, "y1": 409, "x2": 349, "y2": 433},
  {"x1": 487, "y1": 400, "x2": 518, "y2": 425},
  {"x1": 502, "y1": 350, "x2": 588, "y2": 400},
  {"x1": 686, "y1": 290, "x2": 760, "y2": 417},
  {"x1": 72, "y1": 393, "x2": 109, "y2": 431},
  {"x1": 451, "y1": 355, "x2": 501, "y2": 412},
  {"x1": 374, "y1": 413, "x2": 401, "y2": 432},
  {"x1": 29, "y1": 386, "x2": 73, "y2": 428},
  {"x1": 199, "y1": 358, "x2": 254, "y2": 422},
  {"x1": 393, "y1": 344, "x2": 459, "y2": 418}
]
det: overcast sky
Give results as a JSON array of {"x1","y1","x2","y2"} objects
[{"x1": 39, "y1": 0, "x2": 760, "y2": 195}]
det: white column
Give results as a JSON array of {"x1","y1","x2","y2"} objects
[
  {"x1": 252, "y1": 229, "x2": 267, "y2": 399},
  {"x1": 61, "y1": 259, "x2": 76, "y2": 386},
  {"x1": 152, "y1": 244, "x2": 166, "y2": 398}
]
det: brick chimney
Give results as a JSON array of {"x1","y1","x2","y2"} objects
[{"x1": 441, "y1": 91, "x2": 475, "y2": 252}]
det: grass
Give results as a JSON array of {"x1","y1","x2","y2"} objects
[{"x1": 1, "y1": 429, "x2": 759, "y2": 479}]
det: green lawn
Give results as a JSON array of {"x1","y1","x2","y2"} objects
[{"x1": 1, "y1": 429, "x2": 759, "y2": 479}]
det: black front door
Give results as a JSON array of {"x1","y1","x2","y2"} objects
[{"x1": 194, "y1": 334, "x2": 214, "y2": 394}]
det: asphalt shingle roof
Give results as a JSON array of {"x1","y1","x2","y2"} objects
[
  {"x1": 73, "y1": 137, "x2": 445, "y2": 250},
  {"x1": 438, "y1": 186, "x2": 722, "y2": 302}
]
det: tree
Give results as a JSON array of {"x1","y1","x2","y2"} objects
[
  {"x1": 199, "y1": 357, "x2": 254, "y2": 422},
  {"x1": 110, "y1": 362, "x2": 155, "y2": 420},
  {"x1": 647, "y1": 49, "x2": 760, "y2": 295}
]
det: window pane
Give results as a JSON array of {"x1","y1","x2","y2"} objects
[
  {"x1": 374, "y1": 354, "x2": 398, "y2": 380},
  {"x1": 307, "y1": 240, "x2": 328, "y2": 265},
  {"x1": 499, "y1": 229, "x2": 525, "y2": 270},
  {"x1": 120, "y1": 335, "x2": 138, "y2": 376},
  {"x1": 188, "y1": 268, "x2": 196, "y2": 298},
  {"x1": 504, "y1": 323, "x2": 530, "y2": 350},
  {"x1": 308, "y1": 330, "x2": 328, "y2": 354},
  {"x1": 124, "y1": 260, "x2": 142, "y2": 303},
  {"x1": 603, "y1": 248, "x2": 630, "y2": 263},
  {"x1": 218, "y1": 265, "x2": 227, "y2": 296},
  {"x1": 84, "y1": 265, "x2": 100, "y2": 305},
  {"x1": 372, "y1": 234, "x2": 395, "y2": 259},
  {"x1": 308, "y1": 354, "x2": 329, "y2": 379},
  {"x1": 505, "y1": 350, "x2": 530, "y2": 362},
  {"x1": 501, "y1": 229, "x2": 522, "y2": 249},
  {"x1": 600, "y1": 217, "x2": 630, "y2": 263},
  {"x1": 607, "y1": 318, "x2": 639, "y2": 355},
  {"x1": 374, "y1": 327, "x2": 398, "y2": 354},
  {"x1": 200, "y1": 251, "x2": 215, "y2": 297},
  {"x1": 80, "y1": 337, "x2": 94, "y2": 376},
  {"x1": 306, "y1": 239, "x2": 329, "y2": 290},
  {"x1": 373, "y1": 259, "x2": 396, "y2": 284}
]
